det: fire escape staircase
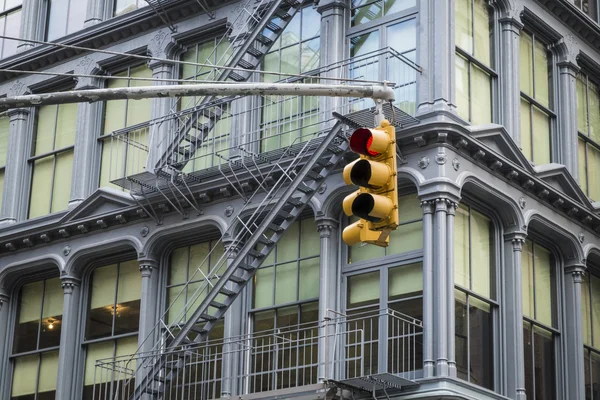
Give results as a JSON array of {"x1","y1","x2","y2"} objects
[
  {"x1": 130, "y1": 122, "x2": 349, "y2": 399},
  {"x1": 154, "y1": 0, "x2": 308, "y2": 172}
]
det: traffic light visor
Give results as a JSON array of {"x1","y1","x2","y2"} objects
[
  {"x1": 352, "y1": 193, "x2": 394, "y2": 222},
  {"x1": 349, "y1": 128, "x2": 390, "y2": 156}
]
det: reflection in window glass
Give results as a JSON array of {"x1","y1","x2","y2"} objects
[
  {"x1": 351, "y1": 0, "x2": 415, "y2": 26},
  {"x1": 46, "y1": 0, "x2": 88, "y2": 41},
  {"x1": 114, "y1": 0, "x2": 144, "y2": 16},
  {"x1": 0, "y1": 5, "x2": 21, "y2": 60}
]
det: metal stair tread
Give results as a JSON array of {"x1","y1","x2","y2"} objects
[
  {"x1": 219, "y1": 287, "x2": 237, "y2": 296},
  {"x1": 199, "y1": 313, "x2": 217, "y2": 321},
  {"x1": 237, "y1": 59, "x2": 257, "y2": 70},
  {"x1": 228, "y1": 274, "x2": 247, "y2": 284},
  {"x1": 209, "y1": 300, "x2": 227, "y2": 308}
]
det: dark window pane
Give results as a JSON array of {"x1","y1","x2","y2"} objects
[
  {"x1": 86, "y1": 307, "x2": 113, "y2": 340},
  {"x1": 585, "y1": 350, "x2": 592, "y2": 400},
  {"x1": 254, "y1": 310, "x2": 275, "y2": 333},
  {"x1": 591, "y1": 352, "x2": 600, "y2": 400},
  {"x1": 13, "y1": 321, "x2": 38, "y2": 353},
  {"x1": 533, "y1": 326, "x2": 555, "y2": 400},
  {"x1": 39, "y1": 315, "x2": 62, "y2": 349},
  {"x1": 112, "y1": 299, "x2": 141, "y2": 336},
  {"x1": 37, "y1": 391, "x2": 56, "y2": 400},
  {"x1": 469, "y1": 297, "x2": 493, "y2": 390},
  {"x1": 300, "y1": 302, "x2": 318, "y2": 324},
  {"x1": 523, "y1": 323, "x2": 534, "y2": 399},
  {"x1": 11, "y1": 395, "x2": 35, "y2": 400},
  {"x1": 389, "y1": 296, "x2": 423, "y2": 321},
  {"x1": 277, "y1": 306, "x2": 299, "y2": 329},
  {"x1": 455, "y1": 293, "x2": 468, "y2": 381}
]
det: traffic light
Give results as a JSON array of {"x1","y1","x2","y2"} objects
[{"x1": 342, "y1": 120, "x2": 398, "y2": 247}]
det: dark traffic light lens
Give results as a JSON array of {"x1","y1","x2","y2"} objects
[
  {"x1": 349, "y1": 128, "x2": 381, "y2": 156},
  {"x1": 352, "y1": 193, "x2": 382, "y2": 222}
]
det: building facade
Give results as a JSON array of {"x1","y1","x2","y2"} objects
[{"x1": 0, "y1": 0, "x2": 599, "y2": 399}]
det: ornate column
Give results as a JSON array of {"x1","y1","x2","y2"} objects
[
  {"x1": 221, "y1": 238, "x2": 244, "y2": 396},
  {"x1": 70, "y1": 57, "x2": 104, "y2": 208},
  {"x1": 555, "y1": 36, "x2": 580, "y2": 179},
  {"x1": 421, "y1": 200, "x2": 435, "y2": 378},
  {"x1": 138, "y1": 259, "x2": 159, "y2": 354},
  {"x1": 564, "y1": 263, "x2": 586, "y2": 400},
  {"x1": 85, "y1": 0, "x2": 108, "y2": 27},
  {"x1": 55, "y1": 275, "x2": 82, "y2": 400},
  {"x1": 503, "y1": 231, "x2": 527, "y2": 400},
  {"x1": 416, "y1": 0, "x2": 455, "y2": 118},
  {"x1": 446, "y1": 200, "x2": 458, "y2": 377},
  {"x1": 433, "y1": 198, "x2": 449, "y2": 376},
  {"x1": 497, "y1": 8, "x2": 523, "y2": 143},
  {"x1": 17, "y1": 0, "x2": 45, "y2": 51},
  {"x1": 1, "y1": 81, "x2": 33, "y2": 224},
  {"x1": 0, "y1": 289, "x2": 10, "y2": 400},
  {"x1": 145, "y1": 30, "x2": 181, "y2": 173},
  {"x1": 316, "y1": 216, "x2": 339, "y2": 381}
]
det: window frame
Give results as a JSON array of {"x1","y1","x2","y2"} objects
[
  {"x1": 44, "y1": 0, "x2": 88, "y2": 41},
  {"x1": 576, "y1": 71, "x2": 600, "y2": 200},
  {"x1": 0, "y1": 0, "x2": 22, "y2": 60}
]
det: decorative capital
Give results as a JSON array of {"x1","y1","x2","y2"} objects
[
  {"x1": 61, "y1": 275, "x2": 81, "y2": 294},
  {"x1": 446, "y1": 200, "x2": 458, "y2": 216},
  {"x1": 8, "y1": 79, "x2": 29, "y2": 97},
  {"x1": 316, "y1": 217, "x2": 339, "y2": 238},
  {"x1": 505, "y1": 230, "x2": 527, "y2": 251},
  {"x1": 147, "y1": 29, "x2": 182, "y2": 68},
  {"x1": 421, "y1": 200, "x2": 435, "y2": 215},
  {"x1": 139, "y1": 258, "x2": 158, "y2": 277},
  {"x1": 434, "y1": 198, "x2": 449, "y2": 213},
  {"x1": 565, "y1": 263, "x2": 586, "y2": 283}
]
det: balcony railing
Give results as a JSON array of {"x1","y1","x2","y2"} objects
[{"x1": 92, "y1": 309, "x2": 423, "y2": 400}]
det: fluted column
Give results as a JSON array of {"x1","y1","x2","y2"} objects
[
  {"x1": 221, "y1": 238, "x2": 244, "y2": 396},
  {"x1": 497, "y1": 14, "x2": 523, "y2": 143},
  {"x1": 1, "y1": 107, "x2": 32, "y2": 224},
  {"x1": 421, "y1": 200, "x2": 435, "y2": 378},
  {"x1": 0, "y1": 290, "x2": 10, "y2": 400},
  {"x1": 17, "y1": 0, "x2": 44, "y2": 51},
  {"x1": 85, "y1": 0, "x2": 108, "y2": 27},
  {"x1": 503, "y1": 231, "x2": 527, "y2": 400},
  {"x1": 564, "y1": 263, "x2": 586, "y2": 400},
  {"x1": 55, "y1": 275, "x2": 82, "y2": 400},
  {"x1": 316, "y1": 217, "x2": 339, "y2": 381},
  {"x1": 446, "y1": 200, "x2": 457, "y2": 377}
]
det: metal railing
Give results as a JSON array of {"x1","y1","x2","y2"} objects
[{"x1": 92, "y1": 309, "x2": 423, "y2": 399}]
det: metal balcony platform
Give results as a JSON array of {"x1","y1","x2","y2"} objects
[{"x1": 332, "y1": 373, "x2": 419, "y2": 393}]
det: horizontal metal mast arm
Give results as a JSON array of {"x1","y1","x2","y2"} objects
[{"x1": 0, "y1": 83, "x2": 396, "y2": 109}]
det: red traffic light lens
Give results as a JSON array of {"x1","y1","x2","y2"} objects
[{"x1": 350, "y1": 128, "x2": 381, "y2": 156}]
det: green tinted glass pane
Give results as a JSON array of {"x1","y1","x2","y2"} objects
[
  {"x1": 533, "y1": 39, "x2": 549, "y2": 107},
  {"x1": 41, "y1": 278, "x2": 63, "y2": 320},
  {"x1": 471, "y1": 64, "x2": 492, "y2": 125},
  {"x1": 455, "y1": 53, "x2": 470, "y2": 121},
  {"x1": 521, "y1": 240, "x2": 535, "y2": 318},
  {"x1": 589, "y1": 80, "x2": 600, "y2": 143},
  {"x1": 298, "y1": 258, "x2": 319, "y2": 300},
  {"x1": 389, "y1": 262, "x2": 422, "y2": 299},
  {"x1": 398, "y1": 194, "x2": 421, "y2": 223},
  {"x1": 28, "y1": 156, "x2": 54, "y2": 218},
  {"x1": 520, "y1": 99, "x2": 532, "y2": 161},
  {"x1": 532, "y1": 106, "x2": 551, "y2": 165},
  {"x1": 281, "y1": 44, "x2": 299, "y2": 75},
  {"x1": 11, "y1": 354, "x2": 39, "y2": 396},
  {"x1": 300, "y1": 219, "x2": 320, "y2": 258},
  {"x1": 0, "y1": 115, "x2": 10, "y2": 166},
  {"x1": 277, "y1": 221, "x2": 299, "y2": 263},
  {"x1": 519, "y1": 32, "x2": 533, "y2": 96},
  {"x1": 209, "y1": 241, "x2": 224, "y2": 271},
  {"x1": 54, "y1": 102, "x2": 77, "y2": 148},
  {"x1": 117, "y1": 260, "x2": 142, "y2": 304},
  {"x1": 18, "y1": 281, "x2": 43, "y2": 323},
  {"x1": 99, "y1": 139, "x2": 125, "y2": 189},
  {"x1": 454, "y1": 204, "x2": 470, "y2": 288},
  {"x1": 350, "y1": 31, "x2": 379, "y2": 57},
  {"x1": 473, "y1": 0, "x2": 490, "y2": 66},
  {"x1": 85, "y1": 341, "x2": 114, "y2": 385},
  {"x1": 180, "y1": 46, "x2": 198, "y2": 81},
  {"x1": 0, "y1": 171, "x2": 4, "y2": 211},
  {"x1": 170, "y1": 247, "x2": 188, "y2": 285},
  {"x1": 126, "y1": 66, "x2": 152, "y2": 127},
  {"x1": 534, "y1": 244, "x2": 552, "y2": 326},
  {"x1": 167, "y1": 286, "x2": 185, "y2": 324},
  {"x1": 254, "y1": 267, "x2": 274, "y2": 308},
  {"x1": 577, "y1": 76, "x2": 589, "y2": 134},
  {"x1": 90, "y1": 264, "x2": 117, "y2": 309},
  {"x1": 455, "y1": 0, "x2": 472, "y2": 54},
  {"x1": 348, "y1": 271, "x2": 379, "y2": 308},
  {"x1": 471, "y1": 209, "x2": 492, "y2": 298},
  {"x1": 275, "y1": 262, "x2": 297, "y2": 305},
  {"x1": 387, "y1": 221, "x2": 423, "y2": 254},
  {"x1": 588, "y1": 144, "x2": 600, "y2": 201},
  {"x1": 592, "y1": 275, "x2": 600, "y2": 346},
  {"x1": 35, "y1": 105, "x2": 56, "y2": 155},
  {"x1": 349, "y1": 238, "x2": 385, "y2": 263},
  {"x1": 582, "y1": 273, "x2": 592, "y2": 346},
  {"x1": 103, "y1": 72, "x2": 128, "y2": 135},
  {"x1": 301, "y1": 38, "x2": 320, "y2": 72},
  {"x1": 579, "y1": 139, "x2": 588, "y2": 195},
  {"x1": 38, "y1": 351, "x2": 59, "y2": 393},
  {"x1": 50, "y1": 150, "x2": 73, "y2": 213}
]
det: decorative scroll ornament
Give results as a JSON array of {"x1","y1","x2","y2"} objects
[
  {"x1": 519, "y1": 197, "x2": 526, "y2": 209},
  {"x1": 418, "y1": 156, "x2": 430, "y2": 169},
  {"x1": 452, "y1": 158, "x2": 460, "y2": 171}
]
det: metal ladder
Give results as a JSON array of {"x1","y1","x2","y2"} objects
[
  {"x1": 129, "y1": 123, "x2": 349, "y2": 399},
  {"x1": 154, "y1": 0, "x2": 309, "y2": 172}
]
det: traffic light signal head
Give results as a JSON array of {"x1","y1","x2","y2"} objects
[{"x1": 342, "y1": 120, "x2": 398, "y2": 247}]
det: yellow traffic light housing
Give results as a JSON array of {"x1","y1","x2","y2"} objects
[{"x1": 342, "y1": 120, "x2": 398, "y2": 247}]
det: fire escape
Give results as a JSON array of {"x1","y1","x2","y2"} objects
[{"x1": 97, "y1": 0, "x2": 423, "y2": 398}]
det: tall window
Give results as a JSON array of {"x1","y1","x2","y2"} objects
[
  {"x1": 178, "y1": 39, "x2": 232, "y2": 171},
  {"x1": 99, "y1": 65, "x2": 152, "y2": 189},
  {"x1": 520, "y1": 32, "x2": 552, "y2": 165},
  {"x1": 46, "y1": 0, "x2": 88, "y2": 40},
  {"x1": 251, "y1": 218, "x2": 320, "y2": 392},
  {"x1": 114, "y1": 0, "x2": 144, "y2": 16},
  {"x1": 0, "y1": 0, "x2": 21, "y2": 60},
  {"x1": 582, "y1": 270, "x2": 600, "y2": 400},
  {"x1": 350, "y1": 0, "x2": 415, "y2": 26},
  {"x1": 455, "y1": 0, "x2": 493, "y2": 125},
  {"x1": 0, "y1": 113, "x2": 9, "y2": 210},
  {"x1": 261, "y1": 7, "x2": 321, "y2": 152},
  {"x1": 454, "y1": 204, "x2": 495, "y2": 390},
  {"x1": 82, "y1": 260, "x2": 141, "y2": 398},
  {"x1": 28, "y1": 101, "x2": 77, "y2": 218},
  {"x1": 575, "y1": 0, "x2": 598, "y2": 22},
  {"x1": 347, "y1": 193, "x2": 423, "y2": 264},
  {"x1": 576, "y1": 73, "x2": 600, "y2": 201},
  {"x1": 11, "y1": 278, "x2": 62, "y2": 400},
  {"x1": 522, "y1": 239, "x2": 556, "y2": 400}
]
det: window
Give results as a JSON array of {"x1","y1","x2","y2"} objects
[
  {"x1": 582, "y1": 270, "x2": 600, "y2": 400},
  {"x1": 455, "y1": 0, "x2": 493, "y2": 125},
  {"x1": 28, "y1": 101, "x2": 77, "y2": 218},
  {"x1": 114, "y1": 0, "x2": 144, "y2": 16},
  {"x1": 99, "y1": 65, "x2": 152, "y2": 189},
  {"x1": 11, "y1": 278, "x2": 62, "y2": 400},
  {"x1": 350, "y1": 0, "x2": 415, "y2": 26},
  {"x1": 454, "y1": 204, "x2": 495, "y2": 390},
  {"x1": 261, "y1": 7, "x2": 321, "y2": 152},
  {"x1": 0, "y1": 113, "x2": 9, "y2": 210},
  {"x1": 577, "y1": 73, "x2": 600, "y2": 201},
  {"x1": 250, "y1": 218, "x2": 320, "y2": 392},
  {"x1": 521, "y1": 239, "x2": 556, "y2": 400},
  {"x1": 348, "y1": 17, "x2": 417, "y2": 114},
  {"x1": 520, "y1": 32, "x2": 553, "y2": 165},
  {"x1": 347, "y1": 193, "x2": 423, "y2": 264},
  {"x1": 575, "y1": 0, "x2": 598, "y2": 22},
  {"x1": 82, "y1": 260, "x2": 141, "y2": 398},
  {"x1": 178, "y1": 39, "x2": 232, "y2": 171},
  {"x1": 0, "y1": 0, "x2": 22, "y2": 60},
  {"x1": 45, "y1": 0, "x2": 87, "y2": 40}
]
